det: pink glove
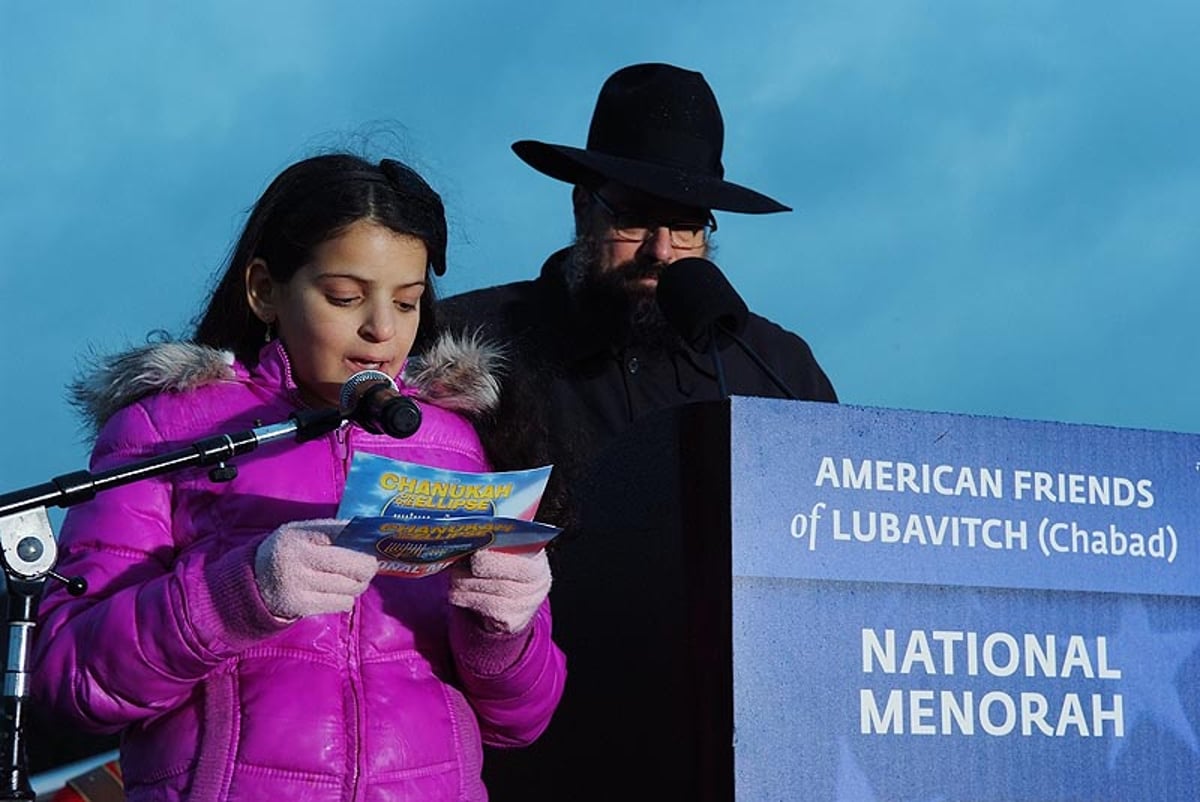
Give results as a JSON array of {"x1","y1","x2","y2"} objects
[
  {"x1": 254, "y1": 520, "x2": 378, "y2": 621},
  {"x1": 448, "y1": 549, "x2": 552, "y2": 634}
]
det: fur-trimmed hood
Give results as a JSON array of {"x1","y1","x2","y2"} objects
[{"x1": 69, "y1": 331, "x2": 505, "y2": 439}]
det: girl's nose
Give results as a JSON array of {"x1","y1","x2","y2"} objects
[{"x1": 359, "y1": 302, "x2": 395, "y2": 342}]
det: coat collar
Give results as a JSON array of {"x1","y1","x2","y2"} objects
[{"x1": 70, "y1": 332, "x2": 504, "y2": 438}]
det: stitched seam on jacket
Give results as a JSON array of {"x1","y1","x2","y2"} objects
[{"x1": 190, "y1": 664, "x2": 238, "y2": 802}]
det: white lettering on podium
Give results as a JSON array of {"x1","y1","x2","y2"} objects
[
  {"x1": 862, "y1": 628, "x2": 1121, "y2": 679},
  {"x1": 1013, "y1": 469, "x2": 1154, "y2": 507},
  {"x1": 815, "y1": 458, "x2": 1003, "y2": 499},
  {"x1": 1043, "y1": 520, "x2": 1168, "y2": 559},
  {"x1": 811, "y1": 457, "x2": 1157, "y2": 510},
  {"x1": 859, "y1": 628, "x2": 1124, "y2": 738},
  {"x1": 832, "y1": 509, "x2": 1028, "y2": 550},
  {"x1": 859, "y1": 689, "x2": 1124, "y2": 737}
]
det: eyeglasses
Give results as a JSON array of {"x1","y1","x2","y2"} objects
[{"x1": 591, "y1": 192, "x2": 717, "y2": 250}]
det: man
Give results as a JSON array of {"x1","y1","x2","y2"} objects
[
  {"x1": 440, "y1": 63, "x2": 837, "y2": 800},
  {"x1": 444, "y1": 61, "x2": 836, "y2": 509}
]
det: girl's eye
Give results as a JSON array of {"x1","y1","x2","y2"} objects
[
  {"x1": 395, "y1": 300, "x2": 417, "y2": 312},
  {"x1": 327, "y1": 295, "x2": 360, "y2": 307}
]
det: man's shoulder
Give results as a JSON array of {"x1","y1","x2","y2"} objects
[
  {"x1": 441, "y1": 280, "x2": 535, "y2": 309},
  {"x1": 439, "y1": 275, "x2": 558, "y2": 342},
  {"x1": 740, "y1": 311, "x2": 838, "y2": 403},
  {"x1": 743, "y1": 311, "x2": 814, "y2": 351},
  {"x1": 441, "y1": 279, "x2": 540, "y2": 315}
]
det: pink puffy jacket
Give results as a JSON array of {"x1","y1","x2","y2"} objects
[{"x1": 32, "y1": 338, "x2": 566, "y2": 801}]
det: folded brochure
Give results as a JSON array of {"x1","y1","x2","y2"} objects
[{"x1": 335, "y1": 452, "x2": 560, "y2": 577}]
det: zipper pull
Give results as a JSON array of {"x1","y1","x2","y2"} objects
[{"x1": 337, "y1": 419, "x2": 354, "y2": 466}]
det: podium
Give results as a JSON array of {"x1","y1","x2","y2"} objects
[{"x1": 485, "y1": 396, "x2": 1200, "y2": 801}]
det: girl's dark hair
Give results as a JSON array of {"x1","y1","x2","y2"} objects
[{"x1": 193, "y1": 154, "x2": 447, "y2": 366}]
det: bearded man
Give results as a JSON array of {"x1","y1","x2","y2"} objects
[
  {"x1": 439, "y1": 62, "x2": 837, "y2": 799},
  {"x1": 444, "y1": 62, "x2": 835, "y2": 510}
]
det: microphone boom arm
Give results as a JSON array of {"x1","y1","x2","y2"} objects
[
  {"x1": 0, "y1": 408, "x2": 343, "y2": 522},
  {"x1": 0, "y1": 405, "x2": 342, "y2": 801},
  {"x1": 707, "y1": 330, "x2": 730, "y2": 399},
  {"x1": 717, "y1": 323, "x2": 798, "y2": 400}
]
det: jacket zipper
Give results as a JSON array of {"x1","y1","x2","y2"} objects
[
  {"x1": 329, "y1": 421, "x2": 363, "y2": 800},
  {"x1": 335, "y1": 420, "x2": 353, "y2": 483},
  {"x1": 341, "y1": 423, "x2": 366, "y2": 801},
  {"x1": 347, "y1": 598, "x2": 363, "y2": 801}
]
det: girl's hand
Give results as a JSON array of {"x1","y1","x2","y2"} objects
[
  {"x1": 448, "y1": 549, "x2": 551, "y2": 634},
  {"x1": 254, "y1": 520, "x2": 378, "y2": 620}
]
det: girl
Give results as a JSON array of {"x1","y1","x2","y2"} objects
[{"x1": 32, "y1": 154, "x2": 565, "y2": 801}]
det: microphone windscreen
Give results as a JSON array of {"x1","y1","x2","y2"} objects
[
  {"x1": 339, "y1": 369, "x2": 395, "y2": 413},
  {"x1": 656, "y1": 257, "x2": 749, "y2": 345}
]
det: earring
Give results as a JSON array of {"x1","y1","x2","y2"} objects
[{"x1": 263, "y1": 318, "x2": 275, "y2": 343}]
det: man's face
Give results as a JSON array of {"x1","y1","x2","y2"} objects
[{"x1": 571, "y1": 183, "x2": 714, "y2": 343}]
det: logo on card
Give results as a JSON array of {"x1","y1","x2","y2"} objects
[{"x1": 374, "y1": 523, "x2": 496, "y2": 564}]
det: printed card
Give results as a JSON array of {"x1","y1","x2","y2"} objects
[{"x1": 335, "y1": 453, "x2": 559, "y2": 577}]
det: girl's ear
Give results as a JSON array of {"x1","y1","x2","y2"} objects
[{"x1": 245, "y1": 259, "x2": 278, "y2": 323}]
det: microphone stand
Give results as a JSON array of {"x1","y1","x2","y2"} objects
[
  {"x1": 705, "y1": 327, "x2": 730, "y2": 399},
  {"x1": 716, "y1": 324, "x2": 798, "y2": 400},
  {"x1": 0, "y1": 407, "x2": 342, "y2": 801}
]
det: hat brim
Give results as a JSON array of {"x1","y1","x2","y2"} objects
[{"x1": 512, "y1": 140, "x2": 791, "y2": 214}]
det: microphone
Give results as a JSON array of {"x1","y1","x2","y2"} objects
[
  {"x1": 656, "y1": 257, "x2": 797, "y2": 400},
  {"x1": 655, "y1": 256, "x2": 748, "y2": 346},
  {"x1": 339, "y1": 370, "x2": 422, "y2": 439}
]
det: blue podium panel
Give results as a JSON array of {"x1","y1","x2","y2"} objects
[{"x1": 730, "y1": 397, "x2": 1200, "y2": 802}]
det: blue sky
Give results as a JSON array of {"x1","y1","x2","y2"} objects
[{"x1": 2, "y1": 1, "x2": 1198, "y2": 508}]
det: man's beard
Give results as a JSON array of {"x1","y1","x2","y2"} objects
[{"x1": 567, "y1": 233, "x2": 686, "y2": 350}]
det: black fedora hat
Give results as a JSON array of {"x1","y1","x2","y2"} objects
[{"x1": 512, "y1": 63, "x2": 790, "y2": 214}]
